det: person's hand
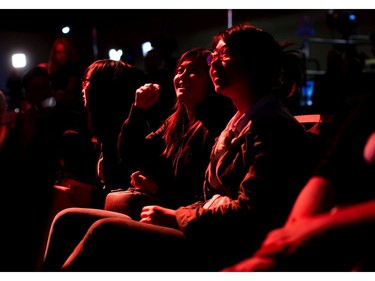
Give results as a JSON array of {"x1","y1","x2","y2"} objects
[
  {"x1": 140, "y1": 205, "x2": 178, "y2": 228},
  {"x1": 256, "y1": 216, "x2": 328, "y2": 259},
  {"x1": 134, "y1": 83, "x2": 160, "y2": 109},
  {"x1": 223, "y1": 216, "x2": 330, "y2": 271},
  {"x1": 130, "y1": 171, "x2": 159, "y2": 195}
]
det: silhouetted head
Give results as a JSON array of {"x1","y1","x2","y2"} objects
[{"x1": 82, "y1": 59, "x2": 145, "y2": 140}]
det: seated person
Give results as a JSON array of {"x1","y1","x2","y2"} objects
[
  {"x1": 222, "y1": 93, "x2": 375, "y2": 272},
  {"x1": 81, "y1": 59, "x2": 145, "y2": 194},
  {"x1": 42, "y1": 24, "x2": 320, "y2": 272},
  {"x1": 109, "y1": 48, "x2": 234, "y2": 219}
]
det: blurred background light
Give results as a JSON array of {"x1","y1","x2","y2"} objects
[
  {"x1": 142, "y1": 41, "x2": 153, "y2": 57},
  {"x1": 62, "y1": 26, "x2": 70, "y2": 34},
  {"x1": 12, "y1": 53, "x2": 26, "y2": 68},
  {"x1": 109, "y1": 49, "x2": 123, "y2": 61}
]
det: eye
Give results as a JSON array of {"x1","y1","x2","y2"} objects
[
  {"x1": 176, "y1": 67, "x2": 184, "y2": 74},
  {"x1": 187, "y1": 67, "x2": 199, "y2": 75},
  {"x1": 219, "y1": 48, "x2": 231, "y2": 59}
]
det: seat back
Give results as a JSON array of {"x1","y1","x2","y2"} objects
[{"x1": 294, "y1": 114, "x2": 321, "y2": 130}]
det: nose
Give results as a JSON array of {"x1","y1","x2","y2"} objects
[
  {"x1": 210, "y1": 57, "x2": 222, "y2": 69},
  {"x1": 176, "y1": 70, "x2": 189, "y2": 84},
  {"x1": 208, "y1": 53, "x2": 221, "y2": 67},
  {"x1": 180, "y1": 68, "x2": 188, "y2": 77}
]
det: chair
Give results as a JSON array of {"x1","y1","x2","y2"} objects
[{"x1": 294, "y1": 114, "x2": 321, "y2": 130}]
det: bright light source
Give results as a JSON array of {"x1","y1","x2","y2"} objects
[
  {"x1": 142, "y1": 41, "x2": 153, "y2": 57},
  {"x1": 12, "y1": 53, "x2": 26, "y2": 68},
  {"x1": 109, "y1": 49, "x2": 123, "y2": 61},
  {"x1": 349, "y1": 14, "x2": 356, "y2": 21},
  {"x1": 62, "y1": 26, "x2": 70, "y2": 34}
]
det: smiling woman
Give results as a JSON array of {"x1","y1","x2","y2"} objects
[
  {"x1": 41, "y1": 48, "x2": 234, "y2": 270},
  {"x1": 39, "y1": 25, "x2": 321, "y2": 272}
]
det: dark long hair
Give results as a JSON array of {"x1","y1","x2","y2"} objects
[
  {"x1": 211, "y1": 24, "x2": 304, "y2": 100},
  {"x1": 162, "y1": 48, "x2": 215, "y2": 161},
  {"x1": 84, "y1": 59, "x2": 145, "y2": 141}
]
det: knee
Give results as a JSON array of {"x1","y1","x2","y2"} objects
[
  {"x1": 50, "y1": 207, "x2": 86, "y2": 233},
  {"x1": 86, "y1": 218, "x2": 118, "y2": 238}
]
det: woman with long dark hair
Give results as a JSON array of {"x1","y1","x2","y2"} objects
[
  {"x1": 112, "y1": 48, "x2": 234, "y2": 219},
  {"x1": 42, "y1": 25, "x2": 318, "y2": 272}
]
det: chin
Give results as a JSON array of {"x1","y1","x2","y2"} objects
[
  {"x1": 214, "y1": 84, "x2": 226, "y2": 95},
  {"x1": 176, "y1": 93, "x2": 187, "y2": 103}
]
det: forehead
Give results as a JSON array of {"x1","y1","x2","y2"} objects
[
  {"x1": 214, "y1": 39, "x2": 227, "y2": 50},
  {"x1": 178, "y1": 58, "x2": 204, "y2": 68}
]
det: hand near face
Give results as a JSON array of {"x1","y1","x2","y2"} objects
[{"x1": 134, "y1": 83, "x2": 161, "y2": 109}]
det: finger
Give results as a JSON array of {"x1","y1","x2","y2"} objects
[
  {"x1": 131, "y1": 170, "x2": 141, "y2": 176},
  {"x1": 141, "y1": 206, "x2": 151, "y2": 212},
  {"x1": 136, "y1": 87, "x2": 147, "y2": 95},
  {"x1": 140, "y1": 211, "x2": 147, "y2": 218},
  {"x1": 138, "y1": 174, "x2": 147, "y2": 181},
  {"x1": 153, "y1": 83, "x2": 161, "y2": 91},
  {"x1": 139, "y1": 218, "x2": 151, "y2": 224}
]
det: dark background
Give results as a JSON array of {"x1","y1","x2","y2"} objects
[{"x1": 1, "y1": 9, "x2": 375, "y2": 109}]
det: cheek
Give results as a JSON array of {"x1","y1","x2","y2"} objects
[
  {"x1": 209, "y1": 66, "x2": 215, "y2": 81},
  {"x1": 82, "y1": 90, "x2": 88, "y2": 107},
  {"x1": 173, "y1": 76, "x2": 179, "y2": 89}
]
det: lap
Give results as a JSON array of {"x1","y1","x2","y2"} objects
[
  {"x1": 59, "y1": 206, "x2": 130, "y2": 217},
  {"x1": 50, "y1": 207, "x2": 131, "y2": 239},
  {"x1": 90, "y1": 217, "x2": 185, "y2": 239},
  {"x1": 63, "y1": 218, "x2": 193, "y2": 271}
]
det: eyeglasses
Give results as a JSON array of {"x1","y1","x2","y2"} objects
[
  {"x1": 207, "y1": 47, "x2": 232, "y2": 66},
  {"x1": 81, "y1": 78, "x2": 90, "y2": 89}
]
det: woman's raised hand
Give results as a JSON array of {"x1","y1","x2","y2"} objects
[{"x1": 134, "y1": 83, "x2": 161, "y2": 109}]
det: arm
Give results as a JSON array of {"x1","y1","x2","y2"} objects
[
  {"x1": 174, "y1": 121, "x2": 308, "y2": 241},
  {"x1": 118, "y1": 83, "x2": 165, "y2": 185},
  {"x1": 223, "y1": 95, "x2": 375, "y2": 271},
  {"x1": 285, "y1": 176, "x2": 335, "y2": 224},
  {"x1": 222, "y1": 197, "x2": 375, "y2": 271}
]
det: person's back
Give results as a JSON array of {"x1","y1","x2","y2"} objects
[{"x1": 82, "y1": 59, "x2": 146, "y2": 195}]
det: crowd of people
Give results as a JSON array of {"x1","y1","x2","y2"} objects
[{"x1": 0, "y1": 23, "x2": 374, "y2": 273}]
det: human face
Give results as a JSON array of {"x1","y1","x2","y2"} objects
[
  {"x1": 174, "y1": 58, "x2": 208, "y2": 111},
  {"x1": 54, "y1": 43, "x2": 68, "y2": 65},
  {"x1": 209, "y1": 39, "x2": 245, "y2": 99}
]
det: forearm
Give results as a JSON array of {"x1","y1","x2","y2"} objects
[
  {"x1": 286, "y1": 176, "x2": 335, "y2": 224},
  {"x1": 320, "y1": 199, "x2": 375, "y2": 233},
  {"x1": 118, "y1": 104, "x2": 151, "y2": 164}
]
